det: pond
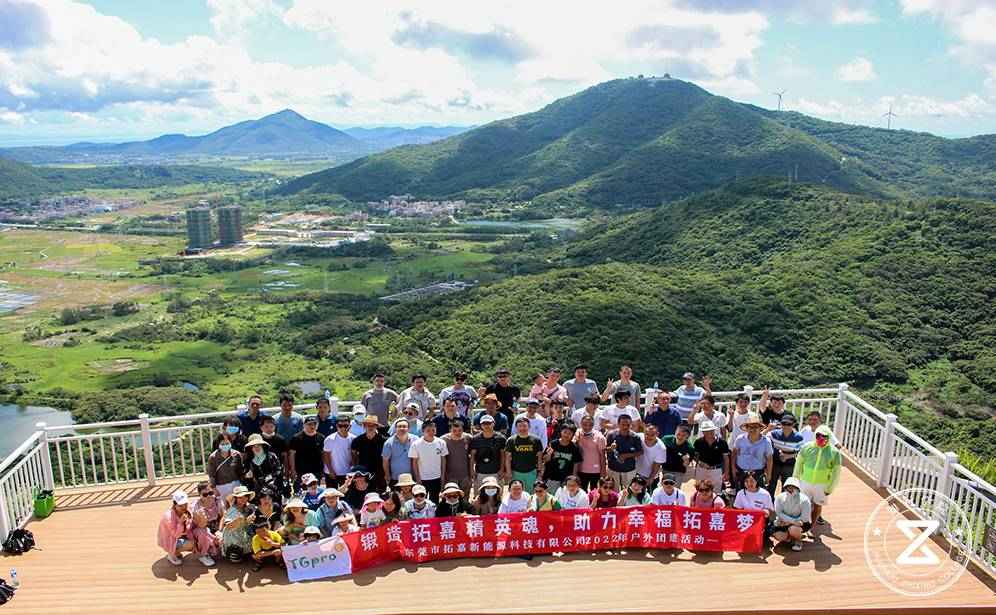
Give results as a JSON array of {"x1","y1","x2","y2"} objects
[{"x1": 0, "y1": 404, "x2": 75, "y2": 459}]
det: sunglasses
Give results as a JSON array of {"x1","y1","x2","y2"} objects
[
  {"x1": 696, "y1": 487, "x2": 711, "y2": 492},
  {"x1": 200, "y1": 492, "x2": 213, "y2": 497},
  {"x1": 414, "y1": 493, "x2": 426, "y2": 498}
]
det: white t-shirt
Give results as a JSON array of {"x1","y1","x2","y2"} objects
[
  {"x1": 729, "y1": 411, "x2": 752, "y2": 442},
  {"x1": 571, "y1": 407, "x2": 611, "y2": 433},
  {"x1": 651, "y1": 487, "x2": 687, "y2": 506},
  {"x1": 555, "y1": 486, "x2": 591, "y2": 509},
  {"x1": 498, "y1": 494, "x2": 530, "y2": 514},
  {"x1": 692, "y1": 410, "x2": 728, "y2": 436},
  {"x1": 635, "y1": 434, "x2": 668, "y2": 480},
  {"x1": 408, "y1": 436, "x2": 448, "y2": 480},
  {"x1": 602, "y1": 405, "x2": 640, "y2": 429},
  {"x1": 322, "y1": 432, "x2": 355, "y2": 475},
  {"x1": 734, "y1": 488, "x2": 774, "y2": 511},
  {"x1": 398, "y1": 386, "x2": 437, "y2": 418},
  {"x1": 514, "y1": 412, "x2": 548, "y2": 448}
]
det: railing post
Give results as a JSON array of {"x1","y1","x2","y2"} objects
[
  {"x1": 876, "y1": 413, "x2": 898, "y2": 488},
  {"x1": 330, "y1": 396, "x2": 339, "y2": 418},
  {"x1": 833, "y1": 382, "x2": 848, "y2": 442},
  {"x1": 36, "y1": 423, "x2": 55, "y2": 491},
  {"x1": 743, "y1": 385, "x2": 753, "y2": 409},
  {"x1": 0, "y1": 485, "x2": 9, "y2": 540},
  {"x1": 139, "y1": 413, "x2": 157, "y2": 486},
  {"x1": 935, "y1": 452, "x2": 958, "y2": 521}
]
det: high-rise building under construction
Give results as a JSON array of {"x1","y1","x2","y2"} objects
[
  {"x1": 217, "y1": 205, "x2": 243, "y2": 245},
  {"x1": 185, "y1": 207, "x2": 213, "y2": 249}
]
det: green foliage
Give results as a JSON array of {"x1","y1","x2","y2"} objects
[{"x1": 72, "y1": 386, "x2": 212, "y2": 423}]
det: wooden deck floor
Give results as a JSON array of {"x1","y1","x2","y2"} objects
[{"x1": 4, "y1": 462, "x2": 995, "y2": 614}]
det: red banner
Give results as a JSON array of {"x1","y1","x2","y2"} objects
[{"x1": 340, "y1": 505, "x2": 765, "y2": 575}]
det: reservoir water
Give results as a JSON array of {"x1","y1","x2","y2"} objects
[{"x1": 0, "y1": 404, "x2": 75, "y2": 459}]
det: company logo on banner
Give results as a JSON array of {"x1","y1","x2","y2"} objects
[
  {"x1": 283, "y1": 505, "x2": 766, "y2": 582},
  {"x1": 282, "y1": 536, "x2": 352, "y2": 582}
]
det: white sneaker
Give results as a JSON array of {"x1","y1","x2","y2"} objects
[
  {"x1": 198, "y1": 555, "x2": 216, "y2": 566},
  {"x1": 167, "y1": 553, "x2": 183, "y2": 565},
  {"x1": 791, "y1": 542, "x2": 803, "y2": 552}
]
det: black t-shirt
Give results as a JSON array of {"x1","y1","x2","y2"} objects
[
  {"x1": 606, "y1": 431, "x2": 642, "y2": 472},
  {"x1": 544, "y1": 439, "x2": 583, "y2": 482},
  {"x1": 660, "y1": 435, "x2": 695, "y2": 473},
  {"x1": 350, "y1": 433, "x2": 387, "y2": 477},
  {"x1": 693, "y1": 436, "x2": 730, "y2": 468},
  {"x1": 486, "y1": 382, "x2": 521, "y2": 425},
  {"x1": 761, "y1": 408, "x2": 786, "y2": 427},
  {"x1": 344, "y1": 485, "x2": 373, "y2": 512},
  {"x1": 261, "y1": 432, "x2": 288, "y2": 458},
  {"x1": 289, "y1": 432, "x2": 325, "y2": 477},
  {"x1": 470, "y1": 432, "x2": 507, "y2": 475},
  {"x1": 505, "y1": 435, "x2": 542, "y2": 473}
]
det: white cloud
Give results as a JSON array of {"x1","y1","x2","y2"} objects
[
  {"x1": 837, "y1": 57, "x2": 877, "y2": 82},
  {"x1": 206, "y1": 0, "x2": 280, "y2": 40},
  {"x1": 794, "y1": 93, "x2": 995, "y2": 128},
  {"x1": 832, "y1": 6, "x2": 879, "y2": 24}
]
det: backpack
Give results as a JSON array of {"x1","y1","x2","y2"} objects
[
  {"x1": 0, "y1": 578, "x2": 15, "y2": 605},
  {"x1": 2, "y1": 529, "x2": 35, "y2": 555}
]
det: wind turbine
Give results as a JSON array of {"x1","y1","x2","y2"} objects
[
  {"x1": 883, "y1": 104, "x2": 898, "y2": 130},
  {"x1": 774, "y1": 90, "x2": 786, "y2": 111}
]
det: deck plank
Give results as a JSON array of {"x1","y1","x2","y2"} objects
[{"x1": 5, "y1": 464, "x2": 994, "y2": 614}]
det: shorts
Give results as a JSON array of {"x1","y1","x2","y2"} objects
[
  {"x1": 799, "y1": 480, "x2": 828, "y2": 505},
  {"x1": 772, "y1": 522, "x2": 812, "y2": 534},
  {"x1": 512, "y1": 470, "x2": 537, "y2": 492}
]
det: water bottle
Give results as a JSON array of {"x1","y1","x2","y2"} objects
[
  {"x1": 324, "y1": 389, "x2": 332, "y2": 400},
  {"x1": 8, "y1": 568, "x2": 19, "y2": 588}
]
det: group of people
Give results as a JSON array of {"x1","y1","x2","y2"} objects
[{"x1": 158, "y1": 366, "x2": 843, "y2": 569}]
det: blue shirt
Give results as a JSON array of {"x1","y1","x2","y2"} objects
[
  {"x1": 389, "y1": 417, "x2": 422, "y2": 437},
  {"x1": 300, "y1": 488, "x2": 326, "y2": 511},
  {"x1": 237, "y1": 410, "x2": 264, "y2": 436},
  {"x1": 472, "y1": 411, "x2": 509, "y2": 433},
  {"x1": 675, "y1": 385, "x2": 705, "y2": 416},
  {"x1": 275, "y1": 412, "x2": 304, "y2": 441},
  {"x1": 769, "y1": 429, "x2": 804, "y2": 465},
  {"x1": 381, "y1": 435, "x2": 413, "y2": 480},
  {"x1": 733, "y1": 433, "x2": 774, "y2": 471},
  {"x1": 646, "y1": 405, "x2": 683, "y2": 436}
]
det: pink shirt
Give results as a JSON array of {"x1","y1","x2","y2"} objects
[
  {"x1": 157, "y1": 507, "x2": 191, "y2": 552},
  {"x1": 574, "y1": 430, "x2": 607, "y2": 473}
]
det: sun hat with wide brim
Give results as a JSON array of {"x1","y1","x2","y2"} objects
[
  {"x1": 479, "y1": 476, "x2": 501, "y2": 490},
  {"x1": 243, "y1": 433, "x2": 269, "y2": 449},
  {"x1": 742, "y1": 413, "x2": 764, "y2": 427},
  {"x1": 363, "y1": 492, "x2": 384, "y2": 505},
  {"x1": 440, "y1": 482, "x2": 464, "y2": 497},
  {"x1": 322, "y1": 488, "x2": 344, "y2": 498},
  {"x1": 362, "y1": 415, "x2": 380, "y2": 426},
  {"x1": 699, "y1": 420, "x2": 718, "y2": 433},
  {"x1": 284, "y1": 497, "x2": 307, "y2": 510},
  {"x1": 395, "y1": 473, "x2": 417, "y2": 488},
  {"x1": 303, "y1": 525, "x2": 322, "y2": 536},
  {"x1": 333, "y1": 512, "x2": 356, "y2": 525},
  {"x1": 231, "y1": 485, "x2": 255, "y2": 500}
]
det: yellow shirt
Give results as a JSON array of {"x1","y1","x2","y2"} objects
[{"x1": 251, "y1": 530, "x2": 284, "y2": 554}]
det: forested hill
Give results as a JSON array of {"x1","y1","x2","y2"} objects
[
  {"x1": 377, "y1": 181, "x2": 995, "y2": 460},
  {"x1": 277, "y1": 77, "x2": 996, "y2": 208},
  {"x1": 0, "y1": 156, "x2": 261, "y2": 199}
]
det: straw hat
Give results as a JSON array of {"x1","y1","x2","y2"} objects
[
  {"x1": 440, "y1": 482, "x2": 464, "y2": 497},
  {"x1": 322, "y1": 487, "x2": 344, "y2": 498},
  {"x1": 231, "y1": 485, "x2": 255, "y2": 500},
  {"x1": 244, "y1": 433, "x2": 269, "y2": 449},
  {"x1": 284, "y1": 497, "x2": 307, "y2": 510},
  {"x1": 395, "y1": 473, "x2": 416, "y2": 488},
  {"x1": 363, "y1": 492, "x2": 384, "y2": 505},
  {"x1": 743, "y1": 413, "x2": 764, "y2": 427},
  {"x1": 699, "y1": 420, "x2": 718, "y2": 433},
  {"x1": 479, "y1": 476, "x2": 500, "y2": 490},
  {"x1": 333, "y1": 512, "x2": 355, "y2": 525}
]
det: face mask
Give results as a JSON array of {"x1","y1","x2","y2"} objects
[
  {"x1": 445, "y1": 497, "x2": 459, "y2": 505},
  {"x1": 483, "y1": 487, "x2": 498, "y2": 497},
  {"x1": 226, "y1": 425, "x2": 240, "y2": 434},
  {"x1": 218, "y1": 443, "x2": 232, "y2": 454},
  {"x1": 253, "y1": 452, "x2": 266, "y2": 464}
]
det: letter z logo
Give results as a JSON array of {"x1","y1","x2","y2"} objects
[{"x1": 895, "y1": 520, "x2": 940, "y2": 565}]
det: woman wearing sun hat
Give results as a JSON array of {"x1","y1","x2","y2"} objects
[
  {"x1": 436, "y1": 482, "x2": 472, "y2": 516},
  {"x1": 243, "y1": 433, "x2": 286, "y2": 501},
  {"x1": 473, "y1": 476, "x2": 502, "y2": 514},
  {"x1": 280, "y1": 497, "x2": 309, "y2": 545},
  {"x1": 330, "y1": 511, "x2": 359, "y2": 536},
  {"x1": 220, "y1": 485, "x2": 256, "y2": 562},
  {"x1": 393, "y1": 472, "x2": 417, "y2": 504}
]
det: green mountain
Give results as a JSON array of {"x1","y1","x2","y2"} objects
[
  {"x1": 277, "y1": 78, "x2": 996, "y2": 207},
  {"x1": 0, "y1": 156, "x2": 260, "y2": 199},
  {"x1": 376, "y1": 181, "x2": 996, "y2": 460}
]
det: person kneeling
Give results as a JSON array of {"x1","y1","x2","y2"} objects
[
  {"x1": 772, "y1": 477, "x2": 812, "y2": 552},
  {"x1": 250, "y1": 522, "x2": 285, "y2": 572}
]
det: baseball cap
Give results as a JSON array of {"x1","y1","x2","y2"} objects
[
  {"x1": 682, "y1": 372, "x2": 695, "y2": 380},
  {"x1": 480, "y1": 414, "x2": 495, "y2": 424},
  {"x1": 412, "y1": 484, "x2": 427, "y2": 496},
  {"x1": 301, "y1": 473, "x2": 318, "y2": 485},
  {"x1": 526, "y1": 398, "x2": 540, "y2": 406},
  {"x1": 172, "y1": 490, "x2": 189, "y2": 506},
  {"x1": 662, "y1": 474, "x2": 677, "y2": 485},
  {"x1": 304, "y1": 415, "x2": 318, "y2": 425},
  {"x1": 780, "y1": 415, "x2": 797, "y2": 426}
]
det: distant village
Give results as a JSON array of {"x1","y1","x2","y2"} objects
[
  {"x1": 0, "y1": 195, "x2": 136, "y2": 224},
  {"x1": 365, "y1": 194, "x2": 465, "y2": 218}
]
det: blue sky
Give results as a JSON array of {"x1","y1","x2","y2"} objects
[{"x1": 0, "y1": 0, "x2": 994, "y2": 145}]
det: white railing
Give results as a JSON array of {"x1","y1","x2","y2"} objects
[{"x1": 1, "y1": 385, "x2": 994, "y2": 576}]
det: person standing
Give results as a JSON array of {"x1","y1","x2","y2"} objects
[
  {"x1": 322, "y1": 416, "x2": 355, "y2": 487},
  {"x1": 481, "y1": 368, "x2": 521, "y2": 428},
  {"x1": 469, "y1": 415, "x2": 507, "y2": 490},
  {"x1": 504, "y1": 417, "x2": 544, "y2": 491},
  {"x1": 398, "y1": 374, "x2": 436, "y2": 419},
  {"x1": 573, "y1": 415, "x2": 607, "y2": 490},
  {"x1": 351, "y1": 416, "x2": 388, "y2": 491},
  {"x1": 258, "y1": 415, "x2": 289, "y2": 470},
  {"x1": 390, "y1": 403, "x2": 423, "y2": 438},
  {"x1": 535, "y1": 368, "x2": 567, "y2": 404},
  {"x1": 408, "y1": 421, "x2": 448, "y2": 502},
  {"x1": 689, "y1": 395, "x2": 728, "y2": 439},
  {"x1": 472, "y1": 394, "x2": 510, "y2": 434},
  {"x1": 361, "y1": 373, "x2": 399, "y2": 428},
  {"x1": 728, "y1": 393, "x2": 753, "y2": 443},
  {"x1": 514, "y1": 398, "x2": 549, "y2": 448},
  {"x1": 601, "y1": 365, "x2": 643, "y2": 412},
  {"x1": 563, "y1": 365, "x2": 600, "y2": 411},
  {"x1": 768, "y1": 414, "x2": 804, "y2": 496},
  {"x1": 692, "y1": 420, "x2": 730, "y2": 491},
  {"x1": 310, "y1": 397, "x2": 336, "y2": 438},
  {"x1": 605, "y1": 415, "x2": 643, "y2": 489},
  {"x1": 438, "y1": 372, "x2": 478, "y2": 418},
  {"x1": 602, "y1": 390, "x2": 642, "y2": 432},
  {"x1": 635, "y1": 424, "x2": 668, "y2": 489},
  {"x1": 288, "y1": 416, "x2": 326, "y2": 489},
  {"x1": 731, "y1": 414, "x2": 774, "y2": 489},
  {"x1": 674, "y1": 372, "x2": 712, "y2": 420},
  {"x1": 381, "y1": 419, "x2": 413, "y2": 486},
  {"x1": 442, "y1": 420, "x2": 473, "y2": 494},
  {"x1": 792, "y1": 425, "x2": 841, "y2": 527},
  {"x1": 571, "y1": 395, "x2": 604, "y2": 433},
  {"x1": 659, "y1": 425, "x2": 695, "y2": 488},
  {"x1": 207, "y1": 433, "x2": 244, "y2": 499},
  {"x1": 542, "y1": 422, "x2": 583, "y2": 493},
  {"x1": 274, "y1": 393, "x2": 304, "y2": 442},
  {"x1": 759, "y1": 387, "x2": 788, "y2": 434},
  {"x1": 238, "y1": 394, "x2": 265, "y2": 436},
  {"x1": 643, "y1": 391, "x2": 681, "y2": 437}
]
